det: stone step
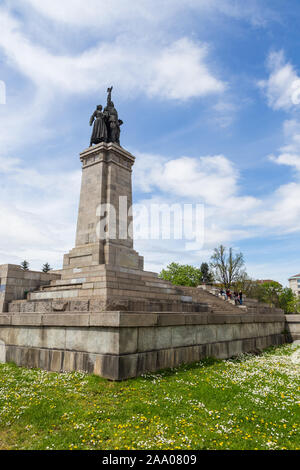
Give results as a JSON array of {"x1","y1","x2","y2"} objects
[
  {"x1": 41, "y1": 284, "x2": 82, "y2": 292},
  {"x1": 48, "y1": 278, "x2": 87, "y2": 287},
  {"x1": 28, "y1": 290, "x2": 80, "y2": 301},
  {"x1": 8, "y1": 297, "x2": 211, "y2": 314},
  {"x1": 211, "y1": 310, "x2": 243, "y2": 315},
  {"x1": 39, "y1": 274, "x2": 177, "y2": 295}
]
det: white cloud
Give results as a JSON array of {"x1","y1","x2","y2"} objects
[
  {"x1": 247, "y1": 182, "x2": 300, "y2": 234},
  {"x1": 0, "y1": 156, "x2": 81, "y2": 269},
  {"x1": 250, "y1": 118, "x2": 300, "y2": 234},
  {"x1": 0, "y1": 6, "x2": 225, "y2": 101},
  {"x1": 0, "y1": 88, "x2": 53, "y2": 154},
  {"x1": 134, "y1": 151, "x2": 257, "y2": 209},
  {"x1": 148, "y1": 39, "x2": 225, "y2": 100},
  {"x1": 20, "y1": 0, "x2": 272, "y2": 29},
  {"x1": 134, "y1": 144, "x2": 300, "y2": 250},
  {"x1": 259, "y1": 50, "x2": 300, "y2": 111},
  {"x1": 133, "y1": 151, "x2": 260, "y2": 259},
  {"x1": 258, "y1": 48, "x2": 300, "y2": 234},
  {"x1": 21, "y1": 0, "x2": 161, "y2": 29},
  {"x1": 270, "y1": 152, "x2": 300, "y2": 172},
  {"x1": 269, "y1": 119, "x2": 300, "y2": 171}
]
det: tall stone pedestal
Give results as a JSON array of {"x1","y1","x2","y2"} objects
[{"x1": 63, "y1": 143, "x2": 143, "y2": 271}]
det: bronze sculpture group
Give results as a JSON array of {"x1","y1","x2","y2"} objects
[{"x1": 89, "y1": 87, "x2": 123, "y2": 146}]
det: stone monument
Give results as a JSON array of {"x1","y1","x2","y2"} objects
[
  {"x1": 89, "y1": 87, "x2": 123, "y2": 146},
  {"x1": 0, "y1": 89, "x2": 286, "y2": 379}
]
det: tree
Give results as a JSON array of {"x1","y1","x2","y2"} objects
[
  {"x1": 210, "y1": 245, "x2": 245, "y2": 289},
  {"x1": 159, "y1": 262, "x2": 203, "y2": 287},
  {"x1": 234, "y1": 272, "x2": 254, "y2": 293},
  {"x1": 42, "y1": 263, "x2": 51, "y2": 273},
  {"x1": 258, "y1": 281, "x2": 283, "y2": 306},
  {"x1": 20, "y1": 260, "x2": 29, "y2": 271},
  {"x1": 278, "y1": 287, "x2": 298, "y2": 313},
  {"x1": 286, "y1": 295, "x2": 300, "y2": 314},
  {"x1": 200, "y1": 262, "x2": 214, "y2": 284},
  {"x1": 242, "y1": 280, "x2": 300, "y2": 314}
]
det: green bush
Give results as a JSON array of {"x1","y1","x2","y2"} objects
[{"x1": 159, "y1": 262, "x2": 203, "y2": 287}]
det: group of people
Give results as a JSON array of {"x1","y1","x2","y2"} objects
[{"x1": 219, "y1": 289, "x2": 243, "y2": 305}]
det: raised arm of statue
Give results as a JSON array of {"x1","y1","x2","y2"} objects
[{"x1": 107, "y1": 86, "x2": 113, "y2": 105}]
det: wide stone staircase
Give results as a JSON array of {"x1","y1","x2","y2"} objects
[{"x1": 6, "y1": 267, "x2": 281, "y2": 318}]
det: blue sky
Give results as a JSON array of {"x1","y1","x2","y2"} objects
[{"x1": 1, "y1": 0, "x2": 300, "y2": 285}]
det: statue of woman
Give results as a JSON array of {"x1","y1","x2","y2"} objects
[{"x1": 89, "y1": 105, "x2": 108, "y2": 146}]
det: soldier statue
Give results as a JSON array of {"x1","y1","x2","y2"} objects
[{"x1": 89, "y1": 87, "x2": 123, "y2": 146}]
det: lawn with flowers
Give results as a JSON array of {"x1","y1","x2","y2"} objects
[{"x1": 0, "y1": 344, "x2": 299, "y2": 450}]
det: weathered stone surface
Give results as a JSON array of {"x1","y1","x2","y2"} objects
[
  {"x1": 285, "y1": 315, "x2": 300, "y2": 341},
  {"x1": 43, "y1": 328, "x2": 66, "y2": 350},
  {"x1": 8, "y1": 303, "x2": 20, "y2": 313},
  {"x1": 69, "y1": 300, "x2": 89, "y2": 312},
  {"x1": 101, "y1": 355, "x2": 119, "y2": 380},
  {"x1": 185, "y1": 314, "x2": 208, "y2": 325},
  {"x1": 137, "y1": 326, "x2": 172, "y2": 352},
  {"x1": 0, "y1": 328, "x2": 287, "y2": 380},
  {"x1": 119, "y1": 313, "x2": 158, "y2": 327},
  {"x1": 172, "y1": 325, "x2": 196, "y2": 347},
  {"x1": 89, "y1": 299, "x2": 107, "y2": 312},
  {"x1": 35, "y1": 301, "x2": 52, "y2": 313},
  {"x1": 136, "y1": 351, "x2": 158, "y2": 376},
  {"x1": 0, "y1": 340, "x2": 6, "y2": 363},
  {"x1": 0, "y1": 315, "x2": 11, "y2": 325},
  {"x1": 0, "y1": 265, "x2": 60, "y2": 313},
  {"x1": 227, "y1": 340, "x2": 244, "y2": 357},
  {"x1": 63, "y1": 143, "x2": 144, "y2": 271},
  {"x1": 158, "y1": 314, "x2": 185, "y2": 326},
  {"x1": 20, "y1": 302, "x2": 35, "y2": 313},
  {"x1": 90, "y1": 312, "x2": 120, "y2": 327},
  {"x1": 52, "y1": 301, "x2": 69, "y2": 312},
  {"x1": 89, "y1": 298, "x2": 129, "y2": 312},
  {"x1": 118, "y1": 328, "x2": 138, "y2": 355},
  {"x1": 12, "y1": 314, "x2": 43, "y2": 326},
  {"x1": 50, "y1": 350, "x2": 63, "y2": 372},
  {"x1": 196, "y1": 325, "x2": 218, "y2": 344},
  {"x1": 42, "y1": 314, "x2": 89, "y2": 327},
  {"x1": 210, "y1": 342, "x2": 228, "y2": 359}
]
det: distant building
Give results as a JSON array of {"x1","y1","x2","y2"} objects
[{"x1": 288, "y1": 274, "x2": 300, "y2": 297}]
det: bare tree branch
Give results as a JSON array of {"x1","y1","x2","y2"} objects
[{"x1": 210, "y1": 245, "x2": 245, "y2": 289}]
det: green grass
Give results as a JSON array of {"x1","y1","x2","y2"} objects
[{"x1": 0, "y1": 344, "x2": 299, "y2": 450}]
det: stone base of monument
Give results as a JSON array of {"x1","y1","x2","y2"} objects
[
  {"x1": 0, "y1": 309, "x2": 286, "y2": 380},
  {"x1": 285, "y1": 315, "x2": 300, "y2": 342},
  {"x1": 0, "y1": 264, "x2": 287, "y2": 380},
  {"x1": 0, "y1": 141, "x2": 289, "y2": 380},
  {"x1": 7, "y1": 265, "x2": 205, "y2": 313}
]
